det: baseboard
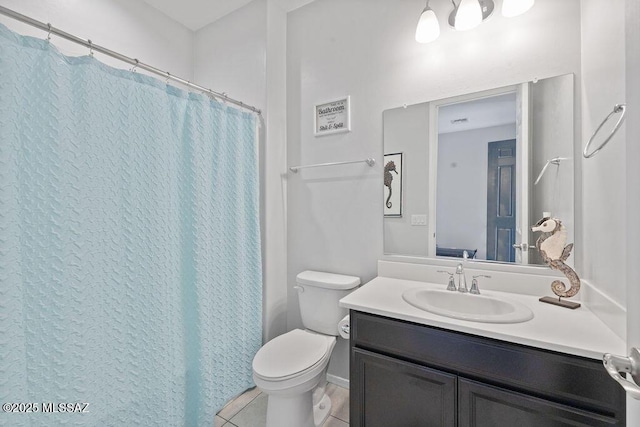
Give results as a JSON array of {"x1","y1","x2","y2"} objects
[{"x1": 327, "y1": 373, "x2": 349, "y2": 389}]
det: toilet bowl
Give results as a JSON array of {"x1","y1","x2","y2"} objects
[
  {"x1": 251, "y1": 271, "x2": 360, "y2": 427},
  {"x1": 253, "y1": 329, "x2": 336, "y2": 427}
]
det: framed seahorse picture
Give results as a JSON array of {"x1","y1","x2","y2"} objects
[{"x1": 383, "y1": 152, "x2": 403, "y2": 217}]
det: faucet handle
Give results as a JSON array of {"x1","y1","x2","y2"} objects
[
  {"x1": 470, "y1": 275, "x2": 491, "y2": 295},
  {"x1": 438, "y1": 270, "x2": 457, "y2": 291}
]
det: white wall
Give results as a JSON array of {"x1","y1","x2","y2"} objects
[
  {"x1": 0, "y1": 0, "x2": 194, "y2": 79},
  {"x1": 437, "y1": 124, "x2": 516, "y2": 260},
  {"x1": 193, "y1": 0, "x2": 290, "y2": 343},
  {"x1": 193, "y1": 0, "x2": 267, "y2": 112},
  {"x1": 580, "y1": 1, "x2": 639, "y2": 419},
  {"x1": 580, "y1": 0, "x2": 627, "y2": 331},
  {"x1": 287, "y1": 0, "x2": 582, "y2": 382},
  {"x1": 262, "y1": 0, "x2": 289, "y2": 343}
]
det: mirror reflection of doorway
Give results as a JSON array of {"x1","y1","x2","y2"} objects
[
  {"x1": 486, "y1": 139, "x2": 516, "y2": 262},
  {"x1": 435, "y1": 91, "x2": 519, "y2": 261}
]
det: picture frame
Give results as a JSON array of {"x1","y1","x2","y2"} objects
[
  {"x1": 314, "y1": 96, "x2": 351, "y2": 136},
  {"x1": 383, "y1": 152, "x2": 403, "y2": 217}
]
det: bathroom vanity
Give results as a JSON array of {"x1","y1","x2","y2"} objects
[{"x1": 341, "y1": 275, "x2": 627, "y2": 427}]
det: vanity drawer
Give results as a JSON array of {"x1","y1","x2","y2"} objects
[{"x1": 351, "y1": 311, "x2": 625, "y2": 420}]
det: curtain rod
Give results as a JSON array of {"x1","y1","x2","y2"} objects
[{"x1": 0, "y1": 5, "x2": 261, "y2": 115}]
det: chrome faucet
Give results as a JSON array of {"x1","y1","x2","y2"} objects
[
  {"x1": 470, "y1": 275, "x2": 491, "y2": 295},
  {"x1": 456, "y1": 250, "x2": 469, "y2": 293},
  {"x1": 456, "y1": 262, "x2": 468, "y2": 293},
  {"x1": 438, "y1": 270, "x2": 457, "y2": 291}
]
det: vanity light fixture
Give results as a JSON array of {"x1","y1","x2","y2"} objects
[
  {"x1": 416, "y1": 0, "x2": 534, "y2": 44},
  {"x1": 454, "y1": 0, "x2": 483, "y2": 31},
  {"x1": 501, "y1": 0, "x2": 535, "y2": 17},
  {"x1": 447, "y1": 0, "x2": 495, "y2": 31},
  {"x1": 415, "y1": 1, "x2": 441, "y2": 43},
  {"x1": 415, "y1": 0, "x2": 495, "y2": 44}
]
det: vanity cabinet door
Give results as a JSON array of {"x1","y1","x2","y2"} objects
[
  {"x1": 458, "y1": 378, "x2": 621, "y2": 427},
  {"x1": 351, "y1": 348, "x2": 456, "y2": 427}
]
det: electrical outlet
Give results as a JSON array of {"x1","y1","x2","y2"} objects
[{"x1": 411, "y1": 214, "x2": 427, "y2": 226}]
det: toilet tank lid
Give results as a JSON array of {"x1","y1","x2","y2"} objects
[{"x1": 296, "y1": 271, "x2": 360, "y2": 290}]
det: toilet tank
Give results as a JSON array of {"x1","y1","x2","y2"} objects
[{"x1": 296, "y1": 271, "x2": 360, "y2": 336}]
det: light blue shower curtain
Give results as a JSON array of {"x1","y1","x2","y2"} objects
[{"x1": 0, "y1": 23, "x2": 262, "y2": 427}]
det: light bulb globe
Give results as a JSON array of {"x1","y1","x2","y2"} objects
[
  {"x1": 502, "y1": 0, "x2": 535, "y2": 18},
  {"x1": 415, "y1": 8, "x2": 440, "y2": 43},
  {"x1": 455, "y1": 0, "x2": 483, "y2": 31}
]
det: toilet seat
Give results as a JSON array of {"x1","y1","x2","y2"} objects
[{"x1": 253, "y1": 329, "x2": 332, "y2": 381}]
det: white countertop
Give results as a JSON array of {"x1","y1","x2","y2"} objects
[{"x1": 339, "y1": 276, "x2": 626, "y2": 360}]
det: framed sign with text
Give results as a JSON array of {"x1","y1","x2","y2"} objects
[{"x1": 314, "y1": 96, "x2": 351, "y2": 136}]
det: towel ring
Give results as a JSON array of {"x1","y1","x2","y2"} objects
[{"x1": 583, "y1": 104, "x2": 626, "y2": 159}]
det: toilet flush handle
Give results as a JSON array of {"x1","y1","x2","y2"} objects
[{"x1": 293, "y1": 285, "x2": 305, "y2": 293}]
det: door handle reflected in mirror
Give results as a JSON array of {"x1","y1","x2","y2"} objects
[{"x1": 512, "y1": 243, "x2": 531, "y2": 251}]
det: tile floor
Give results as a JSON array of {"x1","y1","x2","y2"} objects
[{"x1": 215, "y1": 383, "x2": 349, "y2": 427}]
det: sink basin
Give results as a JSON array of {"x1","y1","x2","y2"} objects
[{"x1": 402, "y1": 288, "x2": 534, "y2": 324}]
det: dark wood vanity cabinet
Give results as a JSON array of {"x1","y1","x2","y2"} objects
[
  {"x1": 353, "y1": 348, "x2": 457, "y2": 427},
  {"x1": 350, "y1": 311, "x2": 626, "y2": 427}
]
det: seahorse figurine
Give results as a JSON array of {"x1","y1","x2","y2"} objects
[
  {"x1": 384, "y1": 160, "x2": 398, "y2": 209},
  {"x1": 531, "y1": 217, "x2": 581, "y2": 300}
]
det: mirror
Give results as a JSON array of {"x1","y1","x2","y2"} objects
[{"x1": 383, "y1": 73, "x2": 574, "y2": 265}]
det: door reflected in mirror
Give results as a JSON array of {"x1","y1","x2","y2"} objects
[
  {"x1": 383, "y1": 73, "x2": 574, "y2": 266},
  {"x1": 436, "y1": 92, "x2": 518, "y2": 262}
]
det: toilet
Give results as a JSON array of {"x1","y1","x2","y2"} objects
[{"x1": 252, "y1": 270, "x2": 360, "y2": 427}]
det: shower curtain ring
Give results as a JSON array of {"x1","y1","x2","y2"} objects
[
  {"x1": 130, "y1": 59, "x2": 139, "y2": 73},
  {"x1": 88, "y1": 39, "x2": 94, "y2": 56},
  {"x1": 46, "y1": 23, "x2": 52, "y2": 41},
  {"x1": 165, "y1": 72, "x2": 171, "y2": 85}
]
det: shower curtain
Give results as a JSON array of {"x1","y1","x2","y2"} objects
[{"x1": 0, "y1": 23, "x2": 262, "y2": 427}]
